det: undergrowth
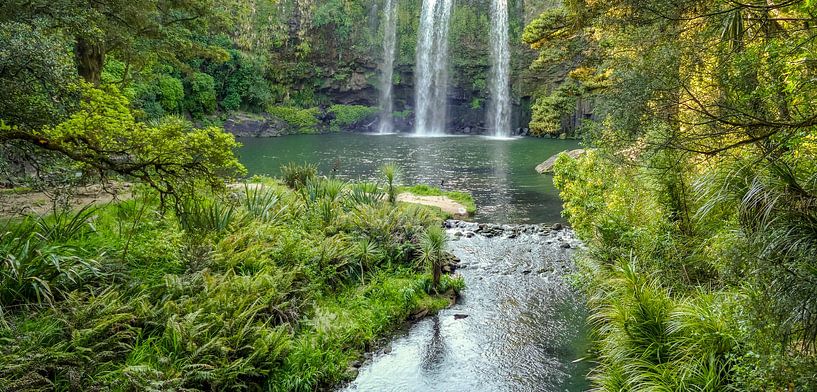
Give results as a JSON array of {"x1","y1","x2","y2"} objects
[{"x1": 0, "y1": 169, "x2": 461, "y2": 391}]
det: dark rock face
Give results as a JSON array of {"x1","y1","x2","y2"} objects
[{"x1": 223, "y1": 113, "x2": 293, "y2": 137}]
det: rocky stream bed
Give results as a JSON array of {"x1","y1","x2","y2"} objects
[{"x1": 341, "y1": 220, "x2": 591, "y2": 392}]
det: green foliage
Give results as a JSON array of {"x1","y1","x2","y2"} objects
[
  {"x1": 555, "y1": 133, "x2": 817, "y2": 389},
  {"x1": 0, "y1": 219, "x2": 99, "y2": 310},
  {"x1": 280, "y1": 162, "x2": 318, "y2": 190},
  {"x1": 157, "y1": 75, "x2": 185, "y2": 113},
  {"x1": 0, "y1": 174, "x2": 453, "y2": 390},
  {"x1": 347, "y1": 182, "x2": 385, "y2": 207},
  {"x1": 470, "y1": 98, "x2": 483, "y2": 110},
  {"x1": 239, "y1": 184, "x2": 286, "y2": 223},
  {"x1": 177, "y1": 196, "x2": 241, "y2": 236},
  {"x1": 529, "y1": 82, "x2": 579, "y2": 136},
  {"x1": 36, "y1": 204, "x2": 97, "y2": 242},
  {"x1": 419, "y1": 226, "x2": 445, "y2": 291},
  {"x1": 0, "y1": 22, "x2": 79, "y2": 130},
  {"x1": 393, "y1": 109, "x2": 412, "y2": 120},
  {"x1": 328, "y1": 105, "x2": 379, "y2": 131},
  {"x1": 184, "y1": 72, "x2": 218, "y2": 118},
  {"x1": 381, "y1": 163, "x2": 400, "y2": 204},
  {"x1": 15, "y1": 84, "x2": 246, "y2": 200},
  {"x1": 268, "y1": 106, "x2": 320, "y2": 133}
]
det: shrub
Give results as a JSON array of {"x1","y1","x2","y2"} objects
[
  {"x1": 280, "y1": 163, "x2": 317, "y2": 190},
  {"x1": 239, "y1": 184, "x2": 286, "y2": 223},
  {"x1": 184, "y1": 72, "x2": 217, "y2": 118},
  {"x1": 268, "y1": 106, "x2": 319, "y2": 133},
  {"x1": 328, "y1": 105, "x2": 379, "y2": 131},
  {"x1": 0, "y1": 222, "x2": 99, "y2": 308},
  {"x1": 381, "y1": 163, "x2": 399, "y2": 204},
  {"x1": 419, "y1": 226, "x2": 445, "y2": 291},
  {"x1": 177, "y1": 197, "x2": 241, "y2": 235},
  {"x1": 36, "y1": 204, "x2": 97, "y2": 241},
  {"x1": 157, "y1": 75, "x2": 184, "y2": 112}
]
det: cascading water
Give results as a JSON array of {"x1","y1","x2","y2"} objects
[
  {"x1": 414, "y1": 0, "x2": 453, "y2": 136},
  {"x1": 377, "y1": 0, "x2": 398, "y2": 134},
  {"x1": 488, "y1": 0, "x2": 512, "y2": 137}
]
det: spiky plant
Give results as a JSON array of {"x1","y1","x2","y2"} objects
[
  {"x1": 0, "y1": 223, "x2": 99, "y2": 308},
  {"x1": 177, "y1": 197, "x2": 241, "y2": 235},
  {"x1": 381, "y1": 163, "x2": 400, "y2": 205},
  {"x1": 240, "y1": 183, "x2": 285, "y2": 223},
  {"x1": 419, "y1": 226, "x2": 445, "y2": 292},
  {"x1": 36, "y1": 204, "x2": 97, "y2": 241},
  {"x1": 353, "y1": 238, "x2": 382, "y2": 284},
  {"x1": 281, "y1": 162, "x2": 317, "y2": 190},
  {"x1": 346, "y1": 182, "x2": 385, "y2": 207}
]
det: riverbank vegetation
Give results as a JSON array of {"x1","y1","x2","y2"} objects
[
  {"x1": 0, "y1": 175, "x2": 461, "y2": 390},
  {"x1": 532, "y1": 0, "x2": 817, "y2": 390}
]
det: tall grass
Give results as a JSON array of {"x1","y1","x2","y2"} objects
[{"x1": 240, "y1": 183, "x2": 286, "y2": 223}]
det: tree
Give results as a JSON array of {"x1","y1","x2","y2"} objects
[
  {"x1": 0, "y1": 84, "x2": 245, "y2": 204},
  {"x1": 0, "y1": 0, "x2": 229, "y2": 85}
]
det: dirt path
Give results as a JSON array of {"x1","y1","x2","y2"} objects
[
  {"x1": 397, "y1": 193, "x2": 469, "y2": 217},
  {"x1": 0, "y1": 184, "x2": 133, "y2": 217}
]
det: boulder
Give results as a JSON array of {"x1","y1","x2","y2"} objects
[{"x1": 535, "y1": 149, "x2": 588, "y2": 174}]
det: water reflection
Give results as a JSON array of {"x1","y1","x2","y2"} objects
[
  {"x1": 484, "y1": 139, "x2": 513, "y2": 222},
  {"x1": 342, "y1": 231, "x2": 591, "y2": 392},
  {"x1": 421, "y1": 317, "x2": 448, "y2": 373}
]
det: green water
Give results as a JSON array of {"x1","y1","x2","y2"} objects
[{"x1": 237, "y1": 134, "x2": 580, "y2": 223}]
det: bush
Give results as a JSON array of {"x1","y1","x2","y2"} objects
[
  {"x1": 280, "y1": 163, "x2": 317, "y2": 190},
  {"x1": 157, "y1": 75, "x2": 184, "y2": 112},
  {"x1": 328, "y1": 105, "x2": 379, "y2": 131},
  {"x1": 268, "y1": 106, "x2": 319, "y2": 133},
  {"x1": 0, "y1": 220, "x2": 99, "y2": 309},
  {"x1": 184, "y1": 72, "x2": 217, "y2": 118},
  {"x1": 177, "y1": 197, "x2": 241, "y2": 236}
]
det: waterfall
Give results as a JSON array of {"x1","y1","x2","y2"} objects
[
  {"x1": 488, "y1": 0, "x2": 511, "y2": 137},
  {"x1": 414, "y1": 0, "x2": 453, "y2": 136},
  {"x1": 377, "y1": 0, "x2": 398, "y2": 134}
]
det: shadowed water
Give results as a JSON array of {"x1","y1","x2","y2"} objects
[
  {"x1": 237, "y1": 134, "x2": 580, "y2": 223},
  {"x1": 341, "y1": 224, "x2": 591, "y2": 392}
]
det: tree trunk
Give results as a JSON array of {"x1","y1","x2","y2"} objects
[
  {"x1": 75, "y1": 37, "x2": 104, "y2": 85},
  {"x1": 432, "y1": 258, "x2": 442, "y2": 293}
]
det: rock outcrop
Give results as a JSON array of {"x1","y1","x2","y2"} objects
[
  {"x1": 535, "y1": 149, "x2": 587, "y2": 174},
  {"x1": 222, "y1": 113, "x2": 295, "y2": 138}
]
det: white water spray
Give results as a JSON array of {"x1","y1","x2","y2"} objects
[
  {"x1": 488, "y1": 0, "x2": 512, "y2": 137},
  {"x1": 377, "y1": 0, "x2": 399, "y2": 134},
  {"x1": 414, "y1": 0, "x2": 453, "y2": 135}
]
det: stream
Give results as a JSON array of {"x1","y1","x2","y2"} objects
[{"x1": 341, "y1": 221, "x2": 591, "y2": 392}]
